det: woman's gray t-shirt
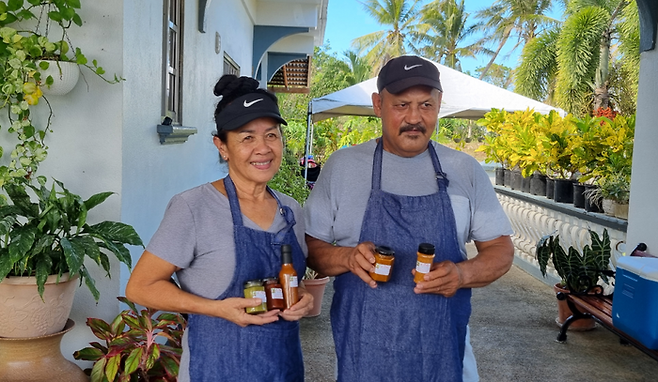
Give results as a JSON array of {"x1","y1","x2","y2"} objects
[{"x1": 146, "y1": 182, "x2": 307, "y2": 299}]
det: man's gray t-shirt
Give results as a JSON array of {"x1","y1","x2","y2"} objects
[{"x1": 304, "y1": 139, "x2": 513, "y2": 255}]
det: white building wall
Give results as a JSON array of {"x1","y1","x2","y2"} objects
[
  {"x1": 34, "y1": 0, "x2": 126, "y2": 364},
  {"x1": 627, "y1": 48, "x2": 658, "y2": 254},
  {"x1": 26, "y1": 0, "x2": 257, "y2": 366}
]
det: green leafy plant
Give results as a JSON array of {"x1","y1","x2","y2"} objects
[
  {"x1": 268, "y1": 153, "x2": 310, "y2": 205},
  {"x1": 0, "y1": 0, "x2": 123, "y2": 185},
  {"x1": 536, "y1": 229, "x2": 612, "y2": 293},
  {"x1": 74, "y1": 296, "x2": 186, "y2": 382},
  {"x1": 0, "y1": 177, "x2": 143, "y2": 299}
]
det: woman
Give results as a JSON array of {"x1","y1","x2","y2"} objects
[{"x1": 126, "y1": 74, "x2": 313, "y2": 381}]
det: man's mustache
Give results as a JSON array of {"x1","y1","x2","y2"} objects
[{"x1": 399, "y1": 124, "x2": 427, "y2": 135}]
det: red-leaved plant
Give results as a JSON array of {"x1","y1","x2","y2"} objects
[{"x1": 73, "y1": 296, "x2": 187, "y2": 382}]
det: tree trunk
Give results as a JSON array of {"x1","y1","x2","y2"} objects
[{"x1": 479, "y1": 30, "x2": 510, "y2": 80}]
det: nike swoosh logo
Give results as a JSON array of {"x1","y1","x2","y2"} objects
[
  {"x1": 404, "y1": 64, "x2": 422, "y2": 70},
  {"x1": 243, "y1": 98, "x2": 264, "y2": 107}
]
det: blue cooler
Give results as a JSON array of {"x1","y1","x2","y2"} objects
[{"x1": 612, "y1": 256, "x2": 658, "y2": 349}]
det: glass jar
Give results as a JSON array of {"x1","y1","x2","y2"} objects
[
  {"x1": 243, "y1": 279, "x2": 267, "y2": 314},
  {"x1": 414, "y1": 243, "x2": 435, "y2": 283},
  {"x1": 369, "y1": 245, "x2": 395, "y2": 282},
  {"x1": 263, "y1": 277, "x2": 286, "y2": 311}
]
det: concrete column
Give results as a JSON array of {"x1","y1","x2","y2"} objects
[{"x1": 627, "y1": 49, "x2": 658, "y2": 253}]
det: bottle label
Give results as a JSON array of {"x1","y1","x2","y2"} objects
[
  {"x1": 289, "y1": 275, "x2": 299, "y2": 287},
  {"x1": 253, "y1": 290, "x2": 267, "y2": 302},
  {"x1": 374, "y1": 263, "x2": 391, "y2": 276},
  {"x1": 271, "y1": 287, "x2": 284, "y2": 300},
  {"x1": 416, "y1": 261, "x2": 431, "y2": 274}
]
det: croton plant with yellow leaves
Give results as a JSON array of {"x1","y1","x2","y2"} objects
[
  {"x1": 477, "y1": 108, "x2": 634, "y2": 185},
  {"x1": 0, "y1": 0, "x2": 121, "y2": 187}
]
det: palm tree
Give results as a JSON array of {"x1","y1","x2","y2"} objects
[
  {"x1": 351, "y1": 0, "x2": 421, "y2": 74},
  {"x1": 475, "y1": 0, "x2": 558, "y2": 79},
  {"x1": 411, "y1": 0, "x2": 484, "y2": 71},
  {"x1": 342, "y1": 50, "x2": 372, "y2": 85},
  {"x1": 515, "y1": 0, "x2": 638, "y2": 115}
]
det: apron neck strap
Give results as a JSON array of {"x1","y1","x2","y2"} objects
[{"x1": 223, "y1": 175, "x2": 296, "y2": 237}]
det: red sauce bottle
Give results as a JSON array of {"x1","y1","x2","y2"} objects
[{"x1": 279, "y1": 244, "x2": 299, "y2": 309}]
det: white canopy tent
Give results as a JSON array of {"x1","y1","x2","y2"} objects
[
  {"x1": 309, "y1": 61, "x2": 562, "y2": 123},
  {"x1": 303, "y1": 60, "x2": 563, "y2": 163}
]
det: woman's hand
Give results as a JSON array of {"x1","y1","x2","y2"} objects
[
  {"x1": 279, "y1": 286, "x2": 314, "y2": 321},
  {"x1": 217, "y1": 297, "x2": 280, "y2": 327}
]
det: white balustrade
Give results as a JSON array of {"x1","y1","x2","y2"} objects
[{"x1": 495, "y1": 190, "x2": 627, "y2": 287}]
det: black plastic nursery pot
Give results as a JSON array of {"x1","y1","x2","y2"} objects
[
  {"x1": 495, "y1": 168, "x2": 505, "y2": 186},
  {"x1": 521, "y1": 175, "x2": 531, "y2": 193},
  {"x1": 546, "y1": 178, "x2": 555, "y2": 200},
  {"x1": 573, "y1": 183, "x2": 586, "y2": 208},
  {"x1": 584, "y1": 185, "x2": 602, "y2": 213},
  {"x1": 504, "y1": 169, "x2": 512, "y2": 188},
  {"x1": 530, "y1": 174, "x2": 547, "y2": 196},
  {"x1": 553, "y1": 179, "x2": 574, "y2": 203},
  {"x1": 510, "y1": 170, "x2": 523, "y2": 190}
]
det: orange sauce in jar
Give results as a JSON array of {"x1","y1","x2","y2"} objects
[
  {"x1": 369, "y1": 245, "x2": 395, "y2": 282},
  {"x1": 414, "y1": 243, "x2": 435, "y2": 283}
]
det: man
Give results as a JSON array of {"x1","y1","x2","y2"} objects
[{"x1": 303, "y1": 55, "x2": 514, "y2": 382}]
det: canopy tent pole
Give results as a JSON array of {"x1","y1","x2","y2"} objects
[{"x1": 303, "y1": 100, "x2": 314, "y2": 182}]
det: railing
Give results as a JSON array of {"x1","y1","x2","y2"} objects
[{"x1": 494, "y1": 186, "x2": 627, "y2": 287}]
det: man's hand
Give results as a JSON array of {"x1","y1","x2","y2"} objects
[
  {"x1": 344, "y1": 241, "x2": 378, "y2": 288},
  {"x1": 306, "y1": 235, "x2": 378, "y2": 288},
  {"x1": 413, "y1": 261, "x2": 463, "y2": 297},
  {"x1": 413, "y1": 236, "x2": 514, "y2": 296}
]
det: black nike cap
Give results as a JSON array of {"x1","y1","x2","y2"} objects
[
  {"x1": 216, "y1": 92, "x2": 287, "y2": 132},
  {"x1": 377, "y1": 55, "x2": 443, "y2": 94}
]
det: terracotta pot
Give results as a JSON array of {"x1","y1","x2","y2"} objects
[
  {"x1": 0, "y1": 273, "x2": 78, "y2": 338},
  {"x1": 303, "y1": 276, "x2": 330, "y2": 317},
  {"x1": 0, "y1": 319, "x2": 87, "y2": 381},
  {"x1": 38, "y1": 60, "x2": 80, "y2": 96},
  {"x1": 614, "y1": 202, "x2": 629, "y2": 219},
  {"x1": 554, "y1": 284, "x2": 596, "y2": 331}
]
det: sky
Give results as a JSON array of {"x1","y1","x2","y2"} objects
[{"x1": 322, "y1": 0, "x2": 564, "y2": 76}]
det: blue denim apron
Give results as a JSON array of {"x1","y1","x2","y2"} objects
[
  {"x1": 331, "y1": 140, "x2": 471, "y2": 382},
  {"x1": 188, "y1": 175, "x2": 306, "y2": 381}
]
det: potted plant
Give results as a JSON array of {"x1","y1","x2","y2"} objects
[
  {"x1": 302, "y1": 267, "x2": 330, "y2": 317},
  {"x1": 476, "y1": 108, "x2": 513, "y2": 186},
  {"x1": 0, "y1": 177, "x2": 144, "y2": 337},
  {"x1": 598, "y1": 173, "x2": 631, "y2": 218},
  {"x1": 0, "y1": 0, "x2": 123, "y2": 186},
  {"x1": 73, "y1": 296, "x2": 186, "y2": 382},
  {"x1": 535, "y1": 228, "x2": 612, "y2": 330}
]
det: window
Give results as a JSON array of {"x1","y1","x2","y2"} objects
[
  {"x1": 163, "y1": 0, "x2": 184, "y2": 123},
  {"x1": 223, "y1": 53, "x2": 240, "y2": 76}
]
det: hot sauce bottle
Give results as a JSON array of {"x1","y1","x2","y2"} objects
[
  {"x1": 279, "y1": 244, "x2": 299, "y2": 309},
  {"x1": 414, "y1": 243, "x2": 436, "y2": 283}
]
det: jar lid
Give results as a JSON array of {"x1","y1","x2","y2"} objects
[
  {"x1": 375, "y1": 245, "x2": 395, "y2": 256},
  {"x1": 418, "y1": 243, "x2": 435, "y2": 255},
  {"x1": 263, "y1": 277, "x2": 279, "y2": 284},
  {"x1": 244, "y1": 279, "x2": 263, "y2": 287}
]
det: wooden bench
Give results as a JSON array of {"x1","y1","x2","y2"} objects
[{"x1": 556, "y1": 244, "x2": 658, "y2": 361}]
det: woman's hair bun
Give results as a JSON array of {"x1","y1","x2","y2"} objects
[{"x1": 213, "y1": 74, "x2": 260, "y2": 99}]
